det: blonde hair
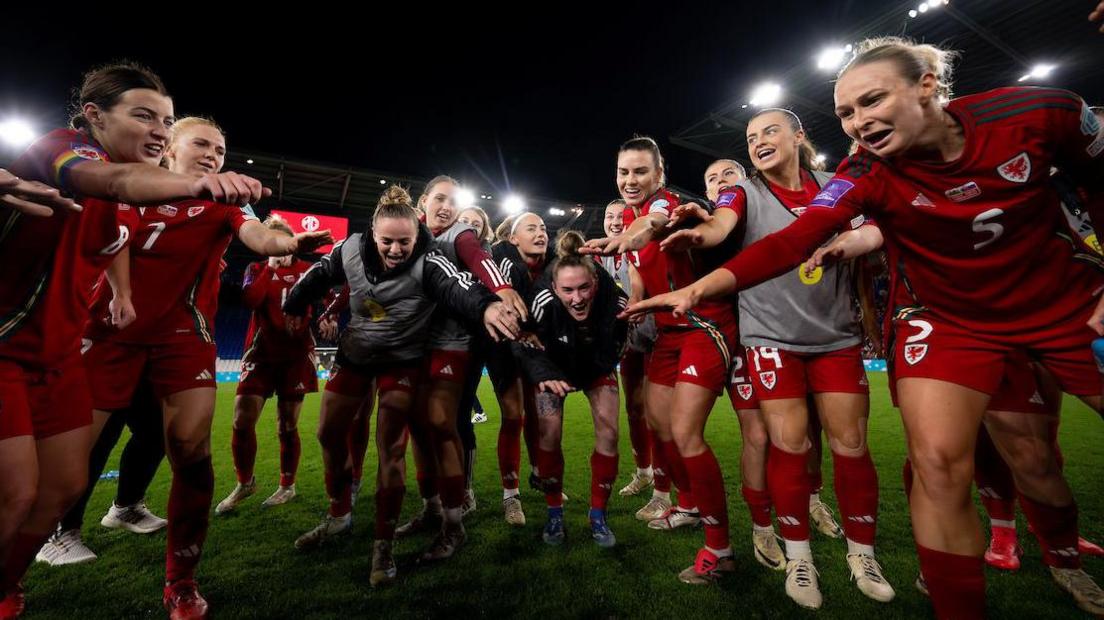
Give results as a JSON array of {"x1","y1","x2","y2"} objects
[
  {"x1": 459, "y1": 206, "x2": 494, "y2": 244},
  {"x1": 840, "y1": 36, "x2": 957, "y2": 102},
  {"x1": 495, "y1": 215, "x2": 516, "y2": 244},
  {"x1": 170, "y1": 116, "x2": 224, "y2": 147},
  {"x1": 373, "y1": 185, "x2": 419, "y2": 227},
  {"x1": 263, "y1": 212, "x2": 293, "y2": 235}
]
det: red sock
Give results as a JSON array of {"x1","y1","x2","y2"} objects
[
  {"x1": 278, "y1": 429, "x2": 300, "y2": 487},
  {"x1": 628, "y1": 416, "x2": 651, "y2": 469},
  {"x1": 1, "y1": 532, "x2": 51, "y2": 590},
  {"x1": 807, "y1": 465, "x2": 823, "y2": 495},
  {"x1": 916, "y1": 543, "x2": 986, "y2": 619},
  {"x1": 1019, "y1": 494, "x2": 1081, "y2": 569},
  {"x1": 347, "y1": 418, "x2": 370, "y2": 482},
  {"x1": 522, "y1": 404, "x2": 540, "y2": 470},
  {"x1": 768, "y1": 445, "x2": 810, "y2": 542},
  {"x1": 589, "y1": 451, "x2": 618, "y2": 511},
  {"x1": 324, "y1": 468, "x2": 353, "y2": 517},
  {"x1": 974, "y1": 428, "x2": 1016, "y2": 523},
  {"x1": 659, "y1": 440, "x2": 694, "y2": 509},
  {"x1": 683, "y1": 448, "x2": 730, "y2": 549},
  {"x1": 231, "y1": 427, "x2": 257, "y2": 484},
  {"x1": 650, "y1": 430, "x2": 671, "y2": 493},
  {"x1": 440, "y1": 475, "x2": 466, "y2": 511},
  {"x1": 373, "y1": 486, "x2": 406, "y2": 540},
  {"x1": 742, "y1": 485, "x2": 773, "y2": 528},
  {"x1": 416, "y1": 470, "x2": 437, "y2": 501},
  {"x1": 498, "y1": 417, "x2": 523, "y2": 490},
  {"x1": 833, "y1": 450, "x2": 879, "y2": 545},
  {"x1": 536, "y1": 447, "x2": 564, "y2": 508},
  {"x1": 165, "y1": 457, "x2": 214, "y2": 583},
  {"x1": 903, "y1": 459, "x2": 914, "y2": 502}
]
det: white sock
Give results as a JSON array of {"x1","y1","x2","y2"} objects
[
  {"x1": 637, "y1": 466, "x2": 653, "y2": 478},
  {"x1": 784, "y1": 539, "x2": 813, "y2": 561},
  {"x1": 652, "y1": 490, "x2": 671, "y2": 501},
  {"x1": 444, "y1": 507, "x2": 462, "y2": 524},
  {"x1": 706, "y1": 545, "x2": 733, "y2": 558},
  {"x1": 503, "y1": 488, "x2": 520, "y2": 500},
  {"x1": 846, "y1": 539, "x2": 876, "y2": 556},
  {"x1": 753, "y1": 523, "x2": 775, "y2": 534}
]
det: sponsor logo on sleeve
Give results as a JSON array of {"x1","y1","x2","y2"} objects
[
  {"x1": 716, "y1": 191, "x2": 736, "y2": 207},
  {"x1": 945, "y1": 182, "x2": 982, "y2": 202},
  {"x1": 809, "y1": 179, "x2": 855, "y2": 208},
  {"x1": 157, "y1": 205, "x2": 178, "y2": 217},
  {"x1": 648, "y1": 198, "x2": 670, "y2": 214},
  {"x1": 997, "y1": 152, "x2": 1031, "y2": 184}
]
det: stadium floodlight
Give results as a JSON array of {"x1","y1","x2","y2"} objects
[
  {"x1": 503, "y1": 195, "x2": 526, "y2": 214},
  {"x1": 379, "y1": 179, "x2": 387, "y2": 185},
  {"x1": 456, "y1": 188, "x2": 476, "y2": 208},
  {"x1": 0, "y1": 118, "x2": 35, "y2": 148},
  {"x1": 1018, "y1": 63, "x2": 1056, "y2": 82},
  {"x1": 548, "y1": 207, "x2": 565, "y2": 216},
  {"x1": 814, "y1": 153, "x2": 828, "y2": 165},
  {"x1": 816, "y1": 44, "x2": 852, "y2": 71},
  {"x1": 246, "y1": 158, "x2": 254, "y2": 164},
  {"x1": 908, "y1": 9, "x2": 918, "y2": 17},
  {"x1": 918, "y1": 2, "x2": 929, "y2": 13},
  {"x1": 749, "y1": 82, "x2": 782, "y2": 107}
]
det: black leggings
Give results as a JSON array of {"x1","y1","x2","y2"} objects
[{"x1": 61, "y1": 384, "x2": 165, "y2": 531}]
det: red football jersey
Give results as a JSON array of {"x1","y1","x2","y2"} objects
[
  {"x1": 0, "y1": 129, "x2": 137, "y2": 367},
  {"x1": 724, "y1": 87, "x2": 1104, "y2": 340},
  {"x1": 86, "y1": 199, "x2": 258, "y2": 345},
  {"x1": 241, "y1": 259, "x2": 315, "y2": 362},
  {"x1": 636, "y1": 188, "x2": 735, "y2": 329}
]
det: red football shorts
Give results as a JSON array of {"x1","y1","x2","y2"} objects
[
  {"x1": 726, "y1": 347, "x2": 761, "y2": 411},
  {"x1": 83, "y1": 339, "x2": 217, "y2": 410},
  {"x1": 0, "y1": 353, "x2": 92, "y2": 440},
  {"x1": 237, "y1": 354, "x2": 319, "y2": 399},
  {"x1": 746, "y1": 344, "x2": 869, "y2": 401},
  {"x1": 426, "y1": 349, "x2": 471, "y2": 384},
  {"x1": 325, "y1": 359, "x2": 423, "y2": 397},
  {"x1": 647, "y1": 323, "x2": 737, "y2": 393}
]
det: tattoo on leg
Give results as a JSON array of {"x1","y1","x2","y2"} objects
[{"x1": 536, "y1": 392, "x2": 564, "y2": 418}]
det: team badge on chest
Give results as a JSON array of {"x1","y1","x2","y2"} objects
[{"x1": 997, "y1": 152, "x2": 1031, "y2": 184}]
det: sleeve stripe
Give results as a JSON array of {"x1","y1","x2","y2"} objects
[
  {"x1": 482, "y1": 258, "x2": 507, "y2": 288},
  {"x1": 428, "y1": 254, "x2": 473, "y2": 290}
]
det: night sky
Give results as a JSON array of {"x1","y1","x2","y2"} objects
[{"x1": 1, "y1": 3, "x2": 1099, "y2": 205}]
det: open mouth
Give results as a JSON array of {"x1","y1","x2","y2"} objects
[
  {"x1": 755, "y1": 146, "x2": 777, "y2": 163},
  {"x1": 384, "y1": 254, "x2": 406, "y2": 268},
  {"x1": 623, "y1": 187, "x2": 641, "y2": 200},
  {"x1": 143, "y1": 143, "x2": 164, "y2": 158},
  {"x1": 862, "y1": 129, "x2": 893, "y2": 150}
]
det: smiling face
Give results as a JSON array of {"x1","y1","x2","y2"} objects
[
  {"x1": 616, "y1": 149, "x2": 662, "y2": 208},
  {"x1": 420, "y1": 180, "x2": 458, "y2": 233},
  {"x1": 703, "y1": 160, "x2": 745, "y2": 202},
  {"x1": 165, "y1": 123, "x2": 226, "y2": 178},
  {"x1": 373, "y1": 216, "x2": 418, "y2": 269},
  {"x1": 457, "y1": 207, "x2": 486, "y2": 238},
  {"x1": 85, "y1": 88, "x2": 175, "y2": 165},
  {"x1": 834, "y1": 60, "x2": 936, "y2": 158},
  {"x1": 553, "y1": 264, "x2": 597, "y2": 321},
  {"x1": 603, "y1": 202, "x2": 624, "y2": 236},
  {"x1": 746, "y1": 111, "x2": 804, "y2": 176},
  {"x1": 509, "y1": 213, "x2": 548, "y2": 257}
]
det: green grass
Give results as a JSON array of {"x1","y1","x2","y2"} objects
[{"x1": 22, "y1": 373, "x2": 1104, "y2": 618}]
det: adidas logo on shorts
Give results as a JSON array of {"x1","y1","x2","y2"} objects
[
  {"x1": 195, "y1": 369, "x2": 213, "y2": 381},
  {"x1": 398, "y1": 377, "x2": 413, "y2": 387},
  {"x1": 681, "y1": 365, "x2": 699, "y2": 377},
  {"x1": 296, "y1": 382, "x2": 306, "y2": 390},
  {"x1": 441, "y1": 365, "x2": 454, "y2": 376}
]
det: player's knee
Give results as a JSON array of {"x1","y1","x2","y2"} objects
[
  {"x1": 672, "y1": 430, "x2": 705, "y2": 456},
  {"x1": 1006, "y1": 444, "x2": 1057, "y2": 480},
  {"x1": 913, "y1": 450, "x2": 973, "y2": 501},
  {"x1": 0, "y1": 483, "x2": 38, "y2": 524},
  {"x1": 742, "y1": 422, "x2": 769, "y2": 451},
  {"x1": 829, "y1": 427, "x2": 866, "y2": 454},
  {"x1": 166, "y1": 435, "x2": 211, "y2": 464}
]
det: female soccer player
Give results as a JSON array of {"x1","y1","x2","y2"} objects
[
  {"x1": 215, "y1": 213, "x2": 319, "y2": 514},
  {"x1": 0, "y1": 62, "x2": 269, "y2": 618},
  {"x1": 661, "y1": 114, "x2": 891, "y2": 608},
  {"x1": 398, "y1": 176, "x2": 523, "y2": 560},
  {"x1": 488, "y1": 211, "x2": 550, "y2": 525},
  {"x1": 623, "y1": 37, "x2": 1104, "y2": 618},
  {"x1": 597, "y1": 200, "x2": 658, "y2": 503},
  {"x1": 512, "y1": 231, "x2": 627, "y2": 547},
  {"x1": 583, "y1": 136, "x2": 736, "y2": 585},
  {"x1": 80, "y1": 115, "x2": 329, "y2": 619},
  {"x1": 283, "y1": 186, "x2": 518, "y2": 587}
]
